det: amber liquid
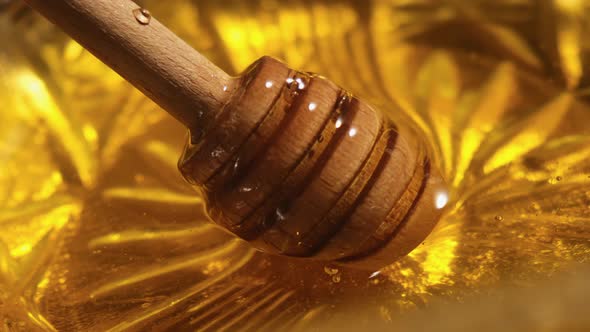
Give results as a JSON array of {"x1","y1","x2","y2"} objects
[{"x1": 1, "y1": 1, "x2": 590, "y2": 331}]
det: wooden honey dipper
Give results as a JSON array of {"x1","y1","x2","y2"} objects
[{"x1": 24, "y1": 0, "x2": 448, "y2": 269}]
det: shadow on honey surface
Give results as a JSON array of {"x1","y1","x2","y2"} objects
[{"x1": 1, "y1": 0, "x2": 590, "y2": 330}]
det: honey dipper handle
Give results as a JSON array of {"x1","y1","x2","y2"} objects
[{"x1": 23, "y1": 0, "x2": 232, "y2": 130}]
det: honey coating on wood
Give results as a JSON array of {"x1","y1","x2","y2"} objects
[{"x1": 179, "y1": 56, "x2": 447, "y2": 268}]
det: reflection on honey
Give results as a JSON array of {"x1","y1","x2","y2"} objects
[{"x1": 1, "y1": 0, "x2": 590, "y2": 330}]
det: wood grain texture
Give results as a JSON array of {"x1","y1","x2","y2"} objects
[{"x1": 25, "y1": 0, "x2": 447, "y2": 269}]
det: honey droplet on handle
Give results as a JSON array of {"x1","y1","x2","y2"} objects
[{"x1": 133, "y1": 8, "x2": 151, "y2": 25}]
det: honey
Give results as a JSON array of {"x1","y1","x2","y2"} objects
[{"x1": 1, "y1": 0, "x2": 590, "y2": 331}]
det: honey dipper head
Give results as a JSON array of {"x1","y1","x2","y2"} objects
[{"x1": 179, "y1": 56, "x2": 448, "y2": 270}]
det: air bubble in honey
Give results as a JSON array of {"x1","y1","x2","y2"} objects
[{"x1": 324, "y1": 266, "x2": 339, "y2": 275}]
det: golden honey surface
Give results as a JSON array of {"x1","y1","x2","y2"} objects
[{"x1": 1, "y1": 0, "x2": 590, "y2": 331}]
